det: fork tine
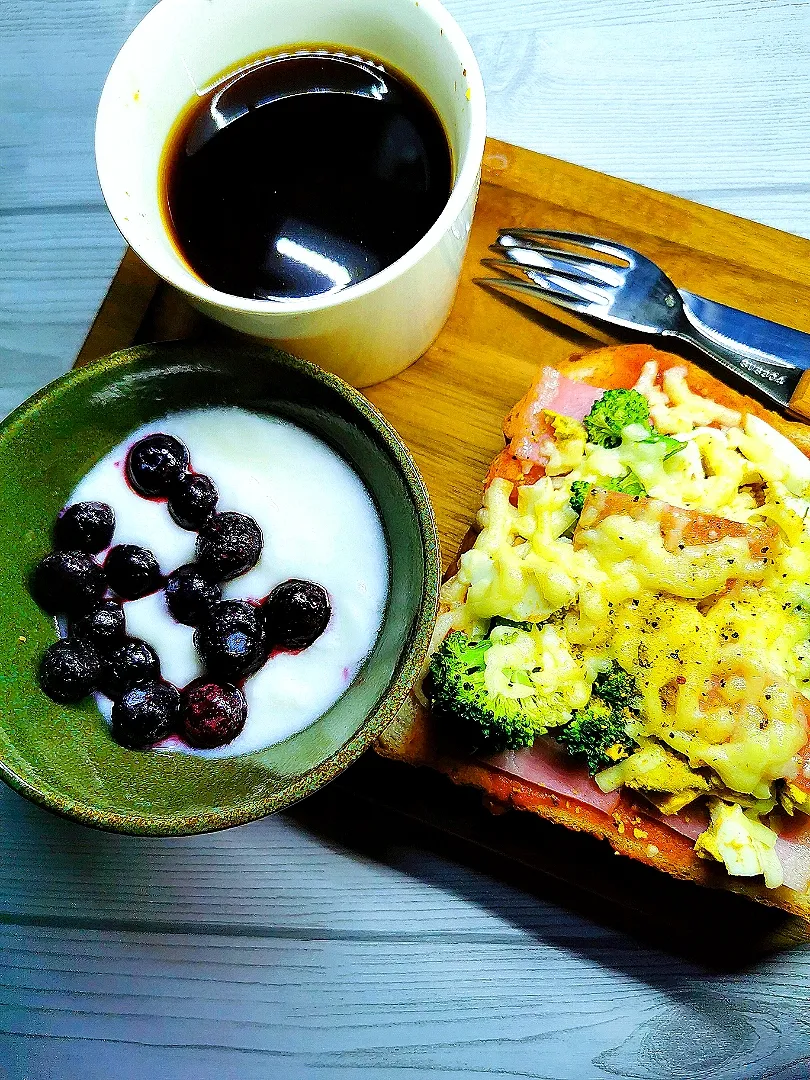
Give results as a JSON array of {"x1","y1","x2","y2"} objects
[
  {"x1": 475, "y1": 276, "x2": 595, "y2": 314},
  {"x1": 478, "y1": 261, "x2": 613, "y2": 306},
  {"x1": 489, "y1": 243, "x2": 625, "y2": 288},
  {"x1": 481, "y1": 257, "x2": 613, "y2": 302},
  {"x1": 481, "y1": 257, "x2": 547, "y2": 283},
  {"x1": 528, "y1": 269, "x2": 611, "y2": 305},
  {"x1": 493, "y1": 239, "x2": 604, "y2": 265},
  {"x1": 481, "y1": 256, "x2": 525, "y2": 276},
  {"x1": 498, "y1": 228, "x2": 634, "y2": 265}
]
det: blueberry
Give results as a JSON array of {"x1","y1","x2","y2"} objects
[
  {"x1": 31, "y1": 550, "x2": 106, "y2": 616},
  {"x1": 263, "y1": 580, "x2": 331, "y2": 650},
  {"x1": 98, "y1": 637, "x2": 160, "y2": 699},
  {"x1": 111, "y1": 680, "x2": 180, "y2": 750},
  {"x1": 195, "y1": 512, "x2": 262, "y2": 582},
  {"x1": 54, "y1": 501, "x2": 115, "y2": 554},
  {"x1": 194, "y1": 599, "x2": 267, "y2": 682},
  {"x1": 38, "y1": 637, "x2": 101, "y2": 703},
  {"x1": 180, "y1": 679, "x2": 247, "y2": 748},
  {"x1": 165, "y1": 564, "x2": 221, "y2": 626},
  {"x1": 70, "y1": 598, "x2": 126, "y2": 650},
  {"x1": 168, "y1": 473, "x2": 218, "y2": 531},
  {"x1": 126, "y1": 433, "x2": 190, "y2": 498},
  {"x1": 105, "y1": 544, "x2": 163, "y2": 600}
]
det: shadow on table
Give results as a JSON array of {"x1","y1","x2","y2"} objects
[{"x1": 287, "y1": 753, "x2": 810, "y2": 974}]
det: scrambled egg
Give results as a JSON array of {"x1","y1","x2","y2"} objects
[
  {"x1": 436, "y1": 361, "x2": 810, "y2": 888},
  {"x1": 695, "y1": 800, "x2": 783, "y2": 889}
]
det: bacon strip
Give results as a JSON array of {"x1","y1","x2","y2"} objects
[{"x1": 575, "y1": 489, "x2": 781, "y2": 560}]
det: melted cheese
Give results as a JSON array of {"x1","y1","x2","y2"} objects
[{"x1": 440, "y1": 362, "x2": 810, "y2": 841}]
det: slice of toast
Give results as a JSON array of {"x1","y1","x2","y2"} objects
[{"x1": 377, "y1": 343, "x2": 810, "y2": 920}]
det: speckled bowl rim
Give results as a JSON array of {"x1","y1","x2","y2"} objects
[{"x1": 0, "y1": 342, "x2": 440, "y2": 835}]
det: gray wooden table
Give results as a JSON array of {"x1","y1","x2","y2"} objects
[{"x1": 3, "y1": 2, "x2": 810, "y2": 1076}]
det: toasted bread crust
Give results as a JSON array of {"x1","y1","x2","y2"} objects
[
  {"x1": 376, "y1": 345, "x2": 810, "y2": 920},
  {"x1": 377, "y1": 695, "x2": 810, "y2": 918}
]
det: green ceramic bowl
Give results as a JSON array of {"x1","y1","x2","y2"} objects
[{"x1": 0, "y1": 342, "x2": 439, "y2": 835}]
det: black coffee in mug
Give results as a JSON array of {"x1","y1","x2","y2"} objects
[{"x1": 160, "y1": 48, "x2": 453, "y2": 302}]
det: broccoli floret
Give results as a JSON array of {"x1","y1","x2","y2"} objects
[
  {"x1": 642, "y1": 430, "x2": 683, "y2": 460},
  {"x1": 555, "y1": 662, "x2": 640, "y2": 773},
  {"x1": 428, "y1": 631, "x2": 547, "y2": 752},
  {"x1": 583, "y1": 389, "x2": 683, "y2": 459},
  {"x1": 568, "y1": 471, "x2": 647, "y2": 515},
  {"x1": 555, "y1": 697, "x2": 637, "y2": 775},
  {"x1": 592, "y1": 660, "x2": 642, "y2": 711},
  {"x1": 612, "y1": 469, "x2": 646, "y2": 499},
  {"x1": 568, "y1": 480, "x2": 591, "y2": 515},
  {"x1": 583, "y1": 388, "x2": 650, "y2": 448}
]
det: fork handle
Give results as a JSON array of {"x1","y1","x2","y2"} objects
[
  {"x1": 787, "y1": 372, "x2": 810, "y2": 421},
  {"x1": 675, "y1": 290, "x2": 810, "y2": 419},
  {"x1": 679, "y1": 291, "x2": 810, "y2": 368}
]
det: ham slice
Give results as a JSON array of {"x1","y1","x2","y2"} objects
[
  {"x1": 487, "y1": 368, "x2": 605, "y2": 490},
  {"x1": 484, "y1": 739, "x2": 810, "y2": 891},
  {"x1": 501, "y1": 370, "x2": 557, "y2": 466},
  {"x1": 483, "y1": 740, "x2": 621, "y2": 816},
  {"x1": 647, "y1": 797, "x2": 810, "y2": 893},
  {"x1": 644, "y1": 802, "x2": 708, "y2": 841},
  {"x1": 776, "y1": 835, "x2": 810, "y2": 893},
  {"x1": 773, "y1": 810, "x2": 810, "y2": 892},
  {"x1": 503, "y1": 367, "x2": 604, "y2": 462},
  {"x1": 551, "y1": 373, "x2": 606, "y2": 421}
]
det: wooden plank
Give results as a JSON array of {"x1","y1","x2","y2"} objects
[
  {"x1": 0, "y1": 207, "x2": 126, "y2": 415},
  {"x1": 461, "y1": 11, "x2": 810, "y2": 239},
  {"x1": 4, "y1": 2, "x2": 810, "y2": 231},
  {"x1": 5, "y1": 4, "x2": 810, "y2": 1074},
  {"x1": 75, "y1": 249, "x2": 160, "y2": 367},
  {"x1": 0, "y1": 781, "x2": 566, "y2": 943},
  {"x1": 3, "y1": 0, "x2": 809, "y2": 411},
  {"x1": 1, "y1": 760, "x2": 804, "y2": 959},
  {"x1": 0, "y1": 923, "x2": 808, "y2": 1080}
]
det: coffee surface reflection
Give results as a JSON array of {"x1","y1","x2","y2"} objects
[{"x1": 161, "y1": 50, "x2": 453, "y2": 301}]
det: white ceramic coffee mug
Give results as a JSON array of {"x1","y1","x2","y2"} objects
[{"x1": 96, "y1": 0, "x2": 486, "y2": 387}]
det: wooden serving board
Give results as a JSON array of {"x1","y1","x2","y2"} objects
[{"x1": 77, "y1": 137, "x2": 810, "y2": 954}]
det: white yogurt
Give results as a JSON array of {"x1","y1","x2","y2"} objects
[{"x1": 69, "y1": 407, "x2": 389, "y2": 756}]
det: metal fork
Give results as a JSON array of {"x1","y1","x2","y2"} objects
[{"x1": 477, "y1": 228, "x2": 810, "y2": 418}]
